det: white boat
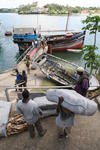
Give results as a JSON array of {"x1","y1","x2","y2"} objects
[
  {"x1": 34, "y1": 53, "x2": 99, "y2": 91},
  {"x1": 67, "y1": 49, "x2": 82, "y2": 53}
]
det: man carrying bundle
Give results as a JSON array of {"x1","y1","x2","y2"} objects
[{"x1": 56, "y1": 96, "x2": 75, "y2": 139}]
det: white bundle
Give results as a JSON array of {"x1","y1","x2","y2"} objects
[
  {"x1": 46, "y1": 89, "x2": 97, "y2": 116},
  {"x1": 0, "y1": 101, "x2": 11, "y2": 137},
  {"x1": 33, "y1": 96, "x2": 57, "y2": 117},
  {"x1": 33, "y1": 96, "x2": 57, "y2": 110}
]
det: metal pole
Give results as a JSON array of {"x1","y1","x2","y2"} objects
[
  {"x1": 5, "y1": 88, "x2": 10, "y2": 102},
  {"x1": 34, "y1": 73, "x2": 37, "y2": 86},
  {"x1": 37, "y1": 15, "x2": 38, "y2": 30},
  {"x1": 66, "y1": 12, "x2": 70, "y2": 31}
]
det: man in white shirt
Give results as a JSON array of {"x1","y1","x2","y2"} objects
[
  {"x1": 56, "y1": 96, "x2": 75, "y2": 139},
  {"x1": 16, "y1": 89, "x2": 47, "y2": 138}
]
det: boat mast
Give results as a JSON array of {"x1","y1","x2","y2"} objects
[
  {"x1": 37, "y1": 8, "x2": 38, "y2": 31},
  {"x1": 66, "y1": 12, "x2": 70, "y2": 31},
  {"x1": 36, "y1": 2, "x2": 39, "y2": 32}
]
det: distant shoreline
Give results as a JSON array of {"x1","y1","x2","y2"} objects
[{"x1": 0, "y1": 12, "x2": 100, "y2": 16}]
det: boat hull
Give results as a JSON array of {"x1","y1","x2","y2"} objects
[
  {"x1": 5, "y1": 31, "x2": 12, "y2": 36},
  {"x1": 34, "y1": 53, "x2": 99, "y2": 91},
  {"x1": 13, "y1": 27, "x2": 39, "y2": 51},
  {"x1": 47, "y1": 31, "x2": 85, "y2": 53},
  {"x1": 52, "y1": 39, "x2": 83, "y2": 52}
]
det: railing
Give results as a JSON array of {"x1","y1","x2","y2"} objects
[
  {"x1": 39, "y1": 30, "x2": 81, "y2": 33},
  {"x1": 0, "y1": 46, "x2": 34, "y2": 74},
  {"x1": 5, "y1": 85, "x2": 72, "y2": 102},
  {"x1": 32, "y1": 46, "x2": 43, "y2": 62},
  {"x1": 16, "y1": 45, "x2": 33, "y2": 64},
  {"x1": 4, "y1": 84, "x2": 100, "y2": 103}
]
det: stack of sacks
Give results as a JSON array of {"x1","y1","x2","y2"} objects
[
  {"x1": 0, "y1": 101, "x2": 11, "y2": 137},
  {"x1": 46, "y1": 89, "x2": 97, "y2": 116},
  {"x1": 33, "y1": 96, "x2": 57, "y2": 117}
]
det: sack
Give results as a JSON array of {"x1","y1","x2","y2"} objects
[
  {"x1": 46, "y1": 89, "x2": 97, "y2": 116},
  {"x1": 33, "y1": 96, "x2": 57, "y2": 117},
  {"x1": 33, "y1": 96, "x2": 57, "y2": 110},
  {"x1": 0, "y1": 101, "x2": 11, "y2": 137}
]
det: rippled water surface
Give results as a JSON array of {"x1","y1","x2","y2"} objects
[{"x1": 0, "y1": 13, "x2": 100, "y2": 72}]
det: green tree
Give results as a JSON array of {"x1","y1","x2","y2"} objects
[
  {"x1": 82, "y1": 16, "x2": 100, "y2": 74},
  {"x1": 83, "y1": 16, "x2": 100, "y2": 46}
]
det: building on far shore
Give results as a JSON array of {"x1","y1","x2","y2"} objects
[{"x1": 81, "y1": 10, "x2": 89, "y2": 14}]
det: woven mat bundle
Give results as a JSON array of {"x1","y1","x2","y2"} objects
[{"x1": 7, "y1": 113, "x2": 27, "y2": 136}]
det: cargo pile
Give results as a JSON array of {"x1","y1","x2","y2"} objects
[
  {"x1": 7, "y1": 113, "x2": 27, "y2": 136},
  {"x1": 88, "y1": 88, "x2": 100, "y2": 99}
]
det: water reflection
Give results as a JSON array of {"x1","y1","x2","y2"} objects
[
  {"x1": 0, "y1": 13, "x2": 100, "y2": 72},
  {"x1": 15, "y1": 51, "x2": 24, "y2": 63},
  {"x1": 53, "y1": 51, "x2": 83, "y2": 66}
]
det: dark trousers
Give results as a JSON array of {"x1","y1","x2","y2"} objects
[
  {"x1": 15, "y1": 80, "x2": 22, "y2": 92},
  {"x1": 27, "y1": 119, "x2": 44, "y2": 138}
]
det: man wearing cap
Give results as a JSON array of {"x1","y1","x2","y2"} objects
[{"x1": 74, "y1": 67, "x2": 89, "y2": 97}]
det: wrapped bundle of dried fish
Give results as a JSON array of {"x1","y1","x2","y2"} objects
[
  {"x1": 88, "y1": 88, "x2": 100, "y2": 100},
  {"x1": 7, "y1": 113, "x2": 27, "y2": 136}
]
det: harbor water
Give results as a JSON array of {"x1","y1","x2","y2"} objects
[{"x1": 0, "y1": 13, "x2": 100, "y2": 72}]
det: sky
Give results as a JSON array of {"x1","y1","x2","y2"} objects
[{"x1": 0, "y1": 0, "x2": 100, "y2": 8}]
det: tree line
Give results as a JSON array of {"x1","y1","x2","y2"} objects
[{"x1": 0, "y1": 3, "x2": 100, "y2": 14}]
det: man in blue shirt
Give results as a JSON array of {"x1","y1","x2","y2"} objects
[{"x1": 15, "y1": 69, "x2": 23, "y2": 91}]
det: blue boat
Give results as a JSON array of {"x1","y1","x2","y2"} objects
[
  {"x1": 13, "y1": 33, "x2": 38, "y2": 43},
  {"x1": 13, "y1": 27, "x2": 39, "y2": 43},
  {"x1": 13, "y1": 27, "x2": 39, "y2": 51}
]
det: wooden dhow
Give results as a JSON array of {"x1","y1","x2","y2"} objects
[{"x1": 46, "y1": 31, "x2": 86, "y2": 54}]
